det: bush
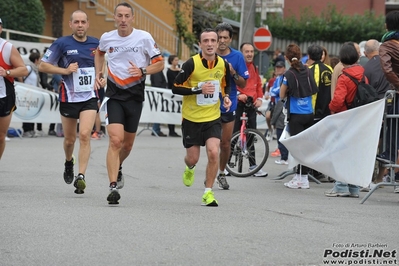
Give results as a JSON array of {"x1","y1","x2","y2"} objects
[
  {"x1": 0, "y1": 0, "x2": 46, "y2": 42},
  {"x1": 265, "y1": 4, "x2": 385, "y2": 43}
]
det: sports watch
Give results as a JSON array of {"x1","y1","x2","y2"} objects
[
  {"x1": 233, "y1": 73, "x2": 239, "y2": 81},
  {"x1": 6, "y1": 70, "x2": 10, "y2": 76},
  {"x1": 140, "y1": 68, "x2": 147, "y2": 76}
]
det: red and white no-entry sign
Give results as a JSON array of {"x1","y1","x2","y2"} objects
[{"x1": 253, "y1": 27, "x2": 272, "y2": 51}]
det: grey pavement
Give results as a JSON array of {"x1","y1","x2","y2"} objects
[{"x1": 1, "y1": 123, "x2": 398, "y2": 266}]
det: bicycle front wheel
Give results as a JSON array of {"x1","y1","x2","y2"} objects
[{"x1": 226, "y1": 128, "x2": 269, "y2": 177}]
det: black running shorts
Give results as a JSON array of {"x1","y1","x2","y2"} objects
[
  {"x1": 182, "y1": 117, "x2": 221, "y2": 148},
  {"x1": 221, "y1": 111, "x2": 235, "y2": 123},
  {"x1": 105, "y1": 98, "x2": 143, "y2": 133},
  {"x1": 0, "y1": 93, "x2": 16, "y2": 117},
  {"x1": 59, "y1": 98, "x2": 98, "y2": 119}
]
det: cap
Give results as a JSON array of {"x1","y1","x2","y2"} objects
[{"x1": 275, "y1": 61, "x2": 285, "y2": 68}]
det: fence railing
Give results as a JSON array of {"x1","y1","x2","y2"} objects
[{"x1": 2, "y1": 28, "x2": 56, "y2": 42}]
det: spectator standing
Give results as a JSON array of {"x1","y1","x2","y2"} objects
[
  {"x1": 364, "y1": 39, "x2": 390, "y2": 100},
  {"x1": 0, "y1": 17, "x2": 29, "y2": 160},
  {"x1": 91, "y1": 86, "x2": 105, "y2": 140},
  {"x1": 264, "y1": 69, "x2": 277, "y2": 141},
  {"x1": 377, "y1": 11, "x2": 399, "y2": 193},
  {"x1": 279, "y1": 44, "x2": 318, "y2": 189},
  {"x1": 307, "y1": 44, "x2": 333, "y2": 122},
  {"x1": 172, "y1": 28, "x2": 231, "y2": 206},
  {"x1": 49, "y1": 74, "x2": 62, "y2": 136},
  {"x1": 21, "y1": 52, "x2": 44, "y2": 137},
  {"x1": 325, "y1": 42, "x2": 365, "y2": 198},
  {"x1": 214, "y1": 22, "x2": 249, "y2": 179},
  {"x1": 166, "y1": 55, "x2": 181, "y2": 137},
  {"x1": 150, "y1": 70, "x2": 167, "y2": 137},
  {"x1": 39, "y1": 68, "x2": 55, "y2": 135},
  {"x1": 270, "y1": 62, "x2": 289, "y2": 164},
  {"x1": 360, "y1": 39, "x2": 391, "y2": 188},
  {"x1": 39, "y1": 10, "x2": 102, "y2": 194},
  {"x1": 264, "y1": 70, "x2": 276, "y2": 141},
  {"x1": 234, "y1": 42, "x2": 268, "y2": 178},
  {"x1": 94, "y1": 2, "x2": 164, "y2": 204},
  {"x1": 331, "y1": 43, "x2": 361, "y2": 98}
]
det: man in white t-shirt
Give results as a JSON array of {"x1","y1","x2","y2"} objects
[{"x1": 94, "y1": 2, "x2": 164, "y2": 204}]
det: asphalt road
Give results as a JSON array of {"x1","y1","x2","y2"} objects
[{"x1": 1, "y1": 123, "x2": 398, "y2": 266}]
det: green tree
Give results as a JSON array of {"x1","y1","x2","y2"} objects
[
  {"x1": 0, "y1": 0, "x2": 45, "y2": 41},
  {"x1": 168, "y1": 0, "x2": 196, "y2": 57}
]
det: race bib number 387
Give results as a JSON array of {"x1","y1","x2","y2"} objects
[{"x1": 73, "y1": 67, "x2": 95, "y2": 92}]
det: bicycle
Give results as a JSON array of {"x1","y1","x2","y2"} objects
[{"x1": 226, "y1": 97, "x2": 269, "y2": 177}]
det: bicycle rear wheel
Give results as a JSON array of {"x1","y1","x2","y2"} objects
[{"x1": 226, "y1": 128, "x2": 269, "y2": 177}]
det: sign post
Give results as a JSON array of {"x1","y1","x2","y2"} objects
[{"x1": 253, "y1": 27, "x2": 272, "y2": 75}]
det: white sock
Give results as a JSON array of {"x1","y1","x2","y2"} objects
[{"x1": 204, "y1": 188, "x2": 212, "y2": 193}]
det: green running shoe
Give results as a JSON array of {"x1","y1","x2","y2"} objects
[
  {"x1": 73, "y1": 174, "x2": 86, "y2": 194},
  {"x1": 183, "y1": 166, "x2": 195, "y2": 187},
  {"x1": 202, "y1": 190, "x2": 218, "y2": 207}
]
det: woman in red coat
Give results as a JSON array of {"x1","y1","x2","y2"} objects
[
  {"x1": 326, "y1": 42, "x2": 364, "y2": 197},
  {"x1": 329, "y1": 43, "x2": 368, "y2": 114}
]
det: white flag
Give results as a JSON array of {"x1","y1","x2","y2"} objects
[{"x1": 280, "y1": 99, "x2": 385, "y2": 188}]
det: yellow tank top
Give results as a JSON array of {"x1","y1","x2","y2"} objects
[{"x1": 182, "y1": 54, "x2": 226, "y2": 122}]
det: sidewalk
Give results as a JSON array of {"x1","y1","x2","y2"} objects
[{"x1": 1, "y1": 123, "x2": 398, "y2": 266}]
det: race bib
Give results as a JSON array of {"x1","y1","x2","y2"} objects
[
  {"x1": 196, "y1": 80, "x2": 220, "y2": 105},
  {"x1": 73, "y1": 67, "x2": 95, "y2": 92}
]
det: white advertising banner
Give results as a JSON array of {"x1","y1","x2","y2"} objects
[
  {"x1": 12, "y1": 82, "x2": 268, "y2": 129},
  {"x1": 12, "y1": 82, "x2": 60, "y2": 123}
]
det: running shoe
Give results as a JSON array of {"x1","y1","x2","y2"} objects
[
  {"x1": 271, "y1": 149, "x2": 281, "y2": 157},
  {"x1": 183, "y1": 166, "x2": 195, "y2": 187},
  {"x1": 63, "y1": 155, "x2": 75, "y2": 184},
  {"x1": 249, "y1": 165, "x2": 268, "y2": 177},
  {"x1": 324, "y1": 188, "x2": 351, "y2": 197},
  {"x1": 91, "y1": 131, "x2": 101, "y2": 140},
  {"x1": 285, "y1": 179, "x2": 310, "y2": 189},
  {"x1": 73, "y1": 174, "x2": 86, "y2": 194},
  {"x1": 254, "y1": 169, "x2": 268, "y2": 177},
  {"x1": 202, "y1": 190, "x2": 218, "y2": 206},
  {"x1": 217, "y1": 174, "x2": 230, "y2": 190},
  {"x1": 275, "y1": 160, "x2": 288, "y2": 165},
  {"x1": 117, "y1": 166, "x2": 124, "y2": 189},
  {"x1": 34, "y1": 130, "x2": 45, "y2": 137},
  {"x1": 107, "y1": 183, "x2": 120, "y2": 205}
]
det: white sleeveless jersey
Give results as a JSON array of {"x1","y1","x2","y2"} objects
[
  {"x1": 0, "y1": 39, "x2": 13, "y2": 98},
  {"x1": 98, "y1": 29, "x2": 163, "y2": 102}
]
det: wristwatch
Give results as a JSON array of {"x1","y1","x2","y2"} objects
[
  {"x1": 233, "y1": 73, "x2": 239, "y2": 81},
  {"x1": 140, "y1": 68, "x2": 147, "y2": 76},
  {"x1": 6, "y1": 70, "x2": 10, "y2": 76}
]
